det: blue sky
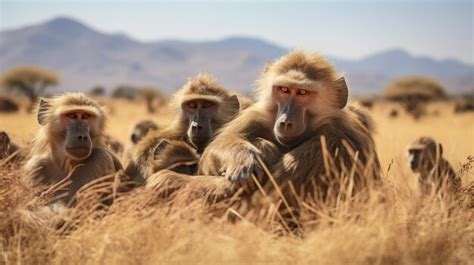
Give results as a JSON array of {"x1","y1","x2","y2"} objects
[{"x1": 0, "y1": 0, "x2": 472, "y2": 63}]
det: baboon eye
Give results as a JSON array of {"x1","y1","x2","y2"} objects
[
  {"x1": 279, "y1": 86, "x2": 290, "y2": 93},
  {"x1": 188, "y1": 102, "x2": 197, "y2": 109},
  {"x1": 203, "y1": 102, "x2": 212, "y2": 108},
  {"x1": 67, "y1": 113, "x2": 77, "y2": 119},
  {"x1": 82, "y1": 113, "x2": 91, "y2": 119},
  {"x1": 298, "y1": 89, "x2": 309, "y2": 96}
]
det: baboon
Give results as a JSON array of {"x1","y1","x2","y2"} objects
[
  {"x1": 105, "y1": 135, "x2": 124, "y2": 156},
  {"x1": 125, "y1": 74, "x2": 240, "y2": 182},
  {"x1": 407, "y1": 137, "x2": 461, "y2": 195},
  {"x1": 23, "y1": 93, "x2": 122, "y2": 205},
  {"x1": 155, "y1": 51, "x2": 381, "y2": 214},
  {"x1": 130, "y1": 120, "x2": 159, "y2": 145},
  {"x1": 0, "y1": 131, "x2": 19, "y2": 159},
  {"x1": 145, "y1": 139, "x2": 201, "y2": 195}
]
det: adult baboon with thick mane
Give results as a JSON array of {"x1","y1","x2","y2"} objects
[
  {"x1": 125, "y1": 74, "x2": 240, "y2": 182},
  {"x1": 407, "y1": 137, "x2": 461, "y2": 195},
  {"x1": 151, "y1": 51, "x2": 381, "y2": 213},
  {"x1": 23, "y1": 93, "x2": 122, "y2": 205}
]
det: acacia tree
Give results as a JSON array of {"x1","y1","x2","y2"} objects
[
  {"x1": 87, "y1": 85, "x2": 106, "y2": 97},
  {"x1": 382, "y1": 76, "x2": 447, "y2": 119},
  {"x1": 0, "y1": 66, "x2": 59, "y2": 111}
]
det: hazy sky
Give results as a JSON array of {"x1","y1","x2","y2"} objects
[{"x1": 1, "y1": 0, "x2": 472, "y2": 64}]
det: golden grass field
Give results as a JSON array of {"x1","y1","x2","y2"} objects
[{"x1": 0, "y1": 98, "x2": 473, "y2": 265}]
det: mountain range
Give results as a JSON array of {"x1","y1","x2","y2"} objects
[{"x1": 1, "y1": 17, "x2": 472, "y2": 95}]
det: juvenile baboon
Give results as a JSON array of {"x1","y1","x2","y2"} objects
[
  {"x1": 23, "y1": 93, "x2": 122, "y2": 205},
  {"x1": 125, "y1": 74, "x2": 240, "y2": 181},
  {"x1": 145, "y1": 139, "x2": 201, "y2": 194},
  {"x1": 407, "y1": 137, "x2": 461, "y2": 195},
  {"x1": 0, "y1": 131, "x2": 19, "y2": 159},
  {"x1": 105, "y1": 135, "x2": 124, "y2": 156},
  {"x1": 156, "y1": 51, "x2": 381, "y2": 214},
  {"x1": 130, "y1": 120, "x2": 159, "y2": 145}
]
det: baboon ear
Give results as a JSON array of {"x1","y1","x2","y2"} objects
[
  {"x1": 153, "y1": 139, "x2": 170, "y2": 160},
  {"x1": 335, "y1": 77, "x2": 349, "y2": 109},
  {"x1": 229, "y1": 95, "x2": 240, "y2": 114},
  {"x1": 37, "y1": 98, "x2": 51, "y2": 125},
  {"x1": 438, "y1": 143, "x2": 443, "y2": 156}
]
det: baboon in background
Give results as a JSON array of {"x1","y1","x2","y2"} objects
[
  {"x1": 407, "y1": 137, "x2": 461, "y2": 195},
  {"x1": 125, "y1": 74, "x2": 240, "y2": 182},
  {"x1": 24, "y1": 93, "x2": 122, "y2": 205},
  {"x1": 0, "y1": 131, "x2": 19, "y2": 159},
  {"x1": 155, "y1": 51, "x2": 381, "y2": 216},
  {"x1": 130, "y1": 120, "x2": 159, "y2": 145},
  {"x1": 105, "y1": 135, "x2": 125, "y2": 156}
]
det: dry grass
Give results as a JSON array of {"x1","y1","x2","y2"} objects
[{"x1": 0, "y1": 99, "x2": 473, "y2": 265}]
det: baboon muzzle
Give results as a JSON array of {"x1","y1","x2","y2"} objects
[{"x1": 65, "y1": 122, "x2": 92, "y2": 159}]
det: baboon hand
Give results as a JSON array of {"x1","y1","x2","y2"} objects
[{"x1": 223, "y1": 148, "x2": 264, "y2": 189}]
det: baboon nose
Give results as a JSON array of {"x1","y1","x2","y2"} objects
[
  {"x1": 191, "y1": 124, "x2": 203, "y2": 133},
  {"x1": 279, "y1": 121, "x2": 293, "y2": 131},
  {"x1": 77, "y1": 135, "x2": 89, "y2": 142}
]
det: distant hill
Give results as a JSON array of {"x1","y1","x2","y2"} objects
[{"x1": 1, "y1": 16, "x2": 472, "y2": 95}]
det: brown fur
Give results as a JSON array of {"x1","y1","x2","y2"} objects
[
  {"x1": 407, "y1": 137, "x2": 461, "y2": 195},
  {"x1": 105, "y1": 135, "x2": 124, "y2": 156},
  {"x1": 0, "y1": 131, "x2": 19, "y2": 159},
  {"x1": 125, "y1": 74, "x2": 240, "y2": 182},
  {"x1": 130, "y1": 120, "x2": 159, "y2": 145},
  {"x1": 154, "y1": 51, "x2": 381, "y2": 218},
  {"x1": 23, "y1": 93, "x2": 122, "y2": 205}
]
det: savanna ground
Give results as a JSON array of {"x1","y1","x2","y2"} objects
[{"x1": 0, "y1": 98, "x2": 473, "y2": 265}]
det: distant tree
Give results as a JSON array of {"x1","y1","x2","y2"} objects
[
  {"x1": 111, "y1": 85, "x2": 138, "y2": 100},
  {"x1": 0, "y1": 66, "x2": 59, "y2": 111},
  {"x1": 88, "y1": 85, "x2": 106, "y2": 97},
  {"x1": 140, "y1": 86, "x2": 163, "y2": 113},
  {"x1": 382, "y1": 76, "x2": 447, "y2": 119}
]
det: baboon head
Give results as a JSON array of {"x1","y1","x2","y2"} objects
[
  {"x1": 174, "y1": 74, "x2": 240, "y2": 152},
  {"x1": 407, "y1": 137, "x2": 443, "y2": 173},
  {"x1": 131, "y1": 120, "x2": 159, "y2": 144},
  {"x1": 257, "y1": 50, "x2": 348, "y2": 147},
  {"x1": 0, "y1": 131, "x2": 11, "y2": 157},
  {"x1": 152, "y1": 139, "x2": 200, "y2": 175},
  {"x1": 37, "y1": 93, "x2": 106, "y2": 161}
]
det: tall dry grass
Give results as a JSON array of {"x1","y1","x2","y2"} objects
[{"x1": 0, "y1": 99, "x2": 473, "y2": 265}]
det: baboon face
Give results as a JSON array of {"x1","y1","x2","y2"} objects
[
  {"x1": 37, "y1": 98, "x2": 104, "y2": 161},
  {"x1": 182, "y1": 98, "x2": 218, "y2": 151},
  {"x1": 131, "y1": 120, "x2": 158, "y2": 144},
  {"x1": 270, "y1": 77, "x2": 348, "y2": 147},
  {"x1": 272, "y1": 85, "x2": 314, "y2": 146},
  {"x1": 60, "y1": 110, "x2": 96, "y2": 160},
  {"x1": 407, "y1": 138, "x2": 442, "y2": 173},
  {"x1": 263, "y1": 53, "x2": 348, "y2": 147}
]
